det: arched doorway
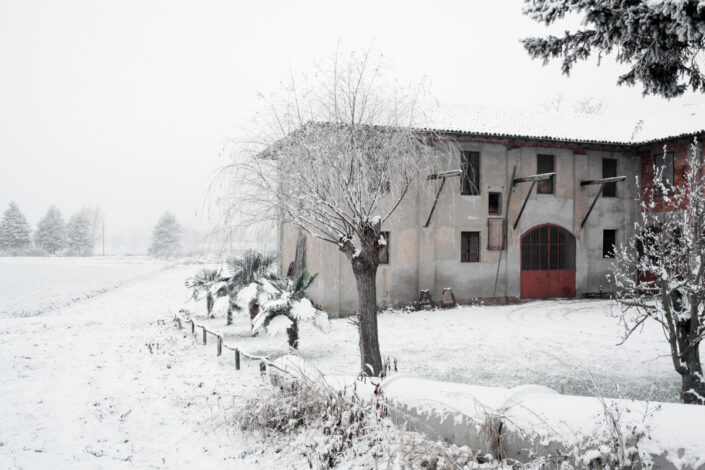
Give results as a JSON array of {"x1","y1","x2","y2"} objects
[{"x1": 521, "y1": 224, "x2": 576, "y2": 299}]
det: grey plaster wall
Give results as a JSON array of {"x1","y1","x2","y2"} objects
[{"x1": 278, "y1": 138, "x2": 641, "y2": 317}]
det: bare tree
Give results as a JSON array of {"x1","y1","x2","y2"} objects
[
  {"x1": 610, "y1": 139, "x2": 705, "y2": 404},
  {"x1": 223, "y1": 49, "x2": 439, "y2": 375}
]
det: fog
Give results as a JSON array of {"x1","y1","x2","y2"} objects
[{"x1": 1, "y1": 0, "x2": 699, "y2": 254}]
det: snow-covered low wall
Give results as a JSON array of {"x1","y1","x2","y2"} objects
[
  {"x1": 382, "y1": 376, "x2": 705, "y2": 470},
  {"x1": 267, "y1": 357, "x2": 705, "y2": 469}
]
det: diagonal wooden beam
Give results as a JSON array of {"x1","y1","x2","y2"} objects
[
  {"x1": 581, "y1": 183, "x2": 604, "y2": 228},
  {"x1": 424, "y1": 177, "x2": 447, "y2": 227},
  {"x1": 513, "y1": 180, "x2": 537, "y2": 230}
]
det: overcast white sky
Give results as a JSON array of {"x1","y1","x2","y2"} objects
[{"x1": 0, "y1": 0, "x2": 701, "y2": 253}]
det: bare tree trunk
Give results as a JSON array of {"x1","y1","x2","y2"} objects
[
  {"x1": 351, "y1": 250, "x2": 383, "y2": 376},
  {"x1": 226, "y1": 305, "x2": 233, "y2": 326},
  {"x1": 680, "y1": 345, "x2": 705, "y2": 404},
  {"x1": 287, "y1": 319, "x2": 299, "y2": 349},
  {"x1": 206, "y1": 293, "x2": 214, "y2": 316}
]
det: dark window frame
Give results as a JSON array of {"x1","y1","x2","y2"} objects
[
  {"x1": 653, "y1": 152, "x2": 675, "y2": 197},
  {"x1": 536, "y1": 154, "x2": 555, "y2": 194},
  {"x1": 460, "y1": 151, "x2": 480, "y2": 196},
  {"x1": 488, "y1": 192, "x2": 502, "y2": 216},
  {"x1": 378, "y1": 231, "x2": 390, "y2": 265},
  {"x1": 603, "y1": 229, "x2": 616, "y2": 258},
  {"x1": 461, "y1": 231, "x2": 480, "y2": 262},
  {"x1": 602, "y1": 158, "x2": 617, "y2": 198}
]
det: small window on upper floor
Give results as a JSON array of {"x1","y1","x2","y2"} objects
[
  {"x1": 460, "y1": 151, "x2": 480, "y2": 195},
  {"x1": 378, "y1": 231, "x2": 390, "y2": 265},
  {"x1": 488, "y1": 192, "x2": 502, "y2": 216},
  {"x1": 602, "y1": 158, "x2": 617, "y2": 197},
  {"x1": 603, "y1": 229, "x2": 616, "y2": 258},
  {"x1": 653, "y1": 152, "x2": 675, "y2": 197},
  {"x1": 537, "y1": 154, "x2": 555, "y2": 194}
]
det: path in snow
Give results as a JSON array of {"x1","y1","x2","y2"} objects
[{"x1": 0, "y1": 265, "x2": 272, "y2": 470}]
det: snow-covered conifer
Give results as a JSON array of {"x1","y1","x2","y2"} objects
[
  {"x1": 522, "y1": 0, "x2": 705, "y2": 98},
  {"x1": 34, "y1": 206, "x2": 66, "y2": 254},
  {"x1": 0, "y1": 202, "x2": 32, "y2": 254},
  {"x1": 66, "y1": 212, "x2": 95, "y2": 256},
  {"x1": 148, "y1": 211, "x2": 181, "y2": 258}
]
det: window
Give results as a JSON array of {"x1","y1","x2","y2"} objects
[
  {"x1": 461, "y1": 231, "x2": 480, "y2": 262},
  {"x1": 461, "y1": 151, "x2": 480, "y2": 195},
  {"x1": 378, "y1": 231, "x2": 390, "y2": 264},
  {"x1": 488, "y1": 192, "x2": 502, "y2": 215},
  {"x1": 602, "y1": 158, "x2": 617, "y2": 197},
  {"x1": 487, "y1": 219, "x2": 504, "y2": 250},
  {"x1": 603, "y1": 229, "x2": 616, "y2": 258},
  {"x1": 653, "y1": 152, "x2": 674, "y2": 197},
  {"x1": 536, "y1": 154, "x2": 555, "y2": 194}
]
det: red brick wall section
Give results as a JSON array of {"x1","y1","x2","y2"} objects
[{"x1": 640, "y1": 138, "x2": 703, "y2": 212}]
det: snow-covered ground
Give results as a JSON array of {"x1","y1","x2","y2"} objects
[
  {"x1": 199, "y1": 299, "x2": 678, "y2": 403},
  {"x1": 0, "y1": 258, "x2": 685, "y2": 469}
]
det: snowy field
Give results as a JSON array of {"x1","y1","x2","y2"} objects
[
  {"x1": 0, "y1": 261, "x2": 278, "y2": 469},
  {"x1": 0, "y1": 257, "x2": 170, "y2": 318},
  {"x1": 0, "y1": 258, "x2": 684, "y2": 469}
]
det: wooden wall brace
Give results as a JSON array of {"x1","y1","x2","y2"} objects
[{"x1": 579, "y1": 176, "x2": 626, "y2": 228}]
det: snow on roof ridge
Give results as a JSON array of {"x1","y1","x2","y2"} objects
[{"x1": 416, "y1": 103, "x2": 705, "y2": 145}]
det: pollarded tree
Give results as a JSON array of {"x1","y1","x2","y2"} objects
[
  {"x1": 66, "y1": 212, "x2": 95, "y2": 256},
  {"x1": 522, "y1": 0, "x2": 705, "y2": 98},
  {"x1": 610, "y1": 139, "x2": 705, "y2": 405},
  {"x1": 35, "y1": 206, "x2": 66, "y2": 254},
  {"x1": 148, "y1": 211, "x2": 181, "y2": 258},
  {"x1": 0, "y1": 202, "x2": 32, "y2": 255},
  {"x1": 224, "y1": 49, "x2": 439, "y2": 375}
]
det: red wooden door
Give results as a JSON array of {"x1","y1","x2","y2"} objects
[{"x1": 521, "y1": 225, "x2": 576, "y2": 299}]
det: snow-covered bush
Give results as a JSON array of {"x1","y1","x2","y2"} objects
[
  {"x1": 185, "y1": 268, "x2": 223, "y2": 316},
  {"x1": 231, "y1": 371, "x2": 493, "y2": 469},
  {"x1": 222, "y1": 249, "x2": 277, "y2": 321},
  {"x1": 251, "y1": 271, "x2": 330, "y2": 349}
]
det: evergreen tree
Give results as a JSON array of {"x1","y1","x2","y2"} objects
[
  {"x1": 0, "y1": 202, "x2": 32, "y2": 254},
  {"x1": 522, "y1": 0, "x2": 705, "y2": 98},
  {"x1": 66, "y1": 212, "x2": 94, "y2": 256},
  {"x1": 34, "y1": 206, "x2": 66, "y2": 254},
  {"x1": 148, "y1": 211, "x2": 181, "y2": 258}
]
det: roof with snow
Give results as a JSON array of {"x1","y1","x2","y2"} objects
[{"x1": 417, "y1": 104, "x2": 705, "y2": 146}]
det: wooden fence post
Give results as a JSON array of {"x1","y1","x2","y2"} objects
[
  {"x1": 190, "y1": 320, "x2": 195, "y2": 334},
  {"x1": 175, "y1": 317, "x2": 182, "y2": 329},
  {"x1": 235, "y1": 349, "x2": 240, "y2": 370},
  {"x1": 202, "y1": 326, "x2": 207, "y2": 345},
  {"x1": 259, "y1": 361, "x2": 266, "y2": 375},
  {"x1": 217, "y1": 336, "x2": 222, "y2": 356}
]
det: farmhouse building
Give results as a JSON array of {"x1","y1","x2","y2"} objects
[{"x1": 278, "y1": 106, "x2": 705, "y2": 316}]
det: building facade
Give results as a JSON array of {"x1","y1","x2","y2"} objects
[{"x1": 278, "y1": 113, "x2": 705, "y2": 317}]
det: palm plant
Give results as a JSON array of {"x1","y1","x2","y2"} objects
[
  {"x1": 224, "y1": 250, "x2": 278, "y2": 320},
  {"x1": 252, "y1": 271, "x2": 329, "y2": 349},
  {"x1": 185, "y1": 268, "x2": 222, "y2": 316}
]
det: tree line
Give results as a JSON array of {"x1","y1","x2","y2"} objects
[{"x1": 0, "y1": 202, "x2": 102, "y2": 256}]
